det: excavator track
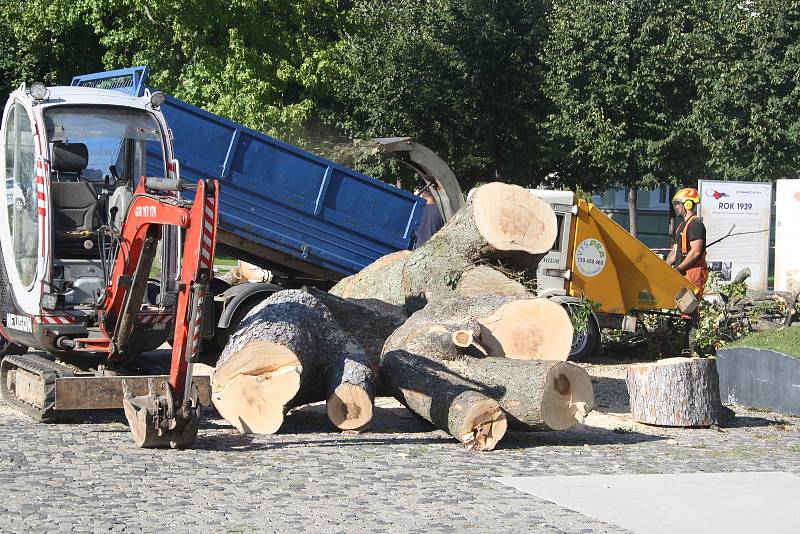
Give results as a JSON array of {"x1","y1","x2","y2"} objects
[{"x1": 0, "y1": 354, "x2": 74, "y2": 422}]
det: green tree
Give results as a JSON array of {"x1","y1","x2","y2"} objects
[
  {"x1": 543, "y1": 0, "x2": 708, "y2": 236},
  {"x1": 326, "y1": 0, "x2": 551, "y2": 189},
  {"x1": 691, "y1": 1, "x2": 800, "y2": 181},
  {"x1": 0, "y1": 0, "x2": 104, "y2": 98},
  {"x1": 0, "y1": 0, "x2": 347, "y2": 137}
]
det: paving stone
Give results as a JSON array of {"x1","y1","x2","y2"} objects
[{"x1": 1, "y1": 359, "x2": 798, "y2": 534}]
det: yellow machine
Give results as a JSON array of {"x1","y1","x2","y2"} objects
[{"x1": 532, "y1": 191, "x2": 700, "y2": 359}]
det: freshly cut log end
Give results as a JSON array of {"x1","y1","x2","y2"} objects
[
  {"x1": 213, "y1": 340, "x2": 302, "y2": 387},
  {"x1": 456, "y1": 266, "x2": 529, "y2": 298},
  {"x1": 327, "y1": 383, "x2": 373, "y2": 431},
  {"x1": 626, "y1": 357, "x2": 724, "y2": 427},
  {"x1": 459, "y1": 398, "x2": 507, "y2": 451},
  {"x1": 478, "y1": 298, "x2": 573, "y2": 360},
  {"x1": 472, "y1": 182, "x2": 558, "y2": 258},
  {"x1": 541, "y1": 362, "x2": 595, "y2": 430},
  {"x1": 212, "y1": 362, "x2": 302, "y2": 434},
  {"x1": 451, "y1": 330, "x2": 474, "y2": 348}
]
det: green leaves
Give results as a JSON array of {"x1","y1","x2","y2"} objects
[
  {"x1": 543, "y1": 0, "x2": 706, "y2": 194},
  {"x1": 0, "y1": 0, "x2": 345, "y2": 137},
  {"x1": 1, "y1": 0, "x2": 799, "y2": 195},
  {"x1": 325, "y1": 0, "x2": 552, "y2": 188}
]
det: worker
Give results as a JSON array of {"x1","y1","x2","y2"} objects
[
  {"x1": 666, "y1": 187, "x2": 709, "y2": 352},
  {"x1": 413, "y1": 190, "x2": 445, "y2": 249}
]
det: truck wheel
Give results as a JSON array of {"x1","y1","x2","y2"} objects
[{"x1": 568, "y1": 316, "x2": 599, "y2": 362}]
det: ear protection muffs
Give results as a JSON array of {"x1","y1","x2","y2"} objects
[{"x1": 684, "y1": 199, "x2": 694, "y2": 211}]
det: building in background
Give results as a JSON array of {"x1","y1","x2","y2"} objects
[{"x1": 591, "y1": 185, "x2": 672, "y2": 250}]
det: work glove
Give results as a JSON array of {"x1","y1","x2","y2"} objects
[{"x1": 675, "y1": 265, "x2": 686, "y2": 275}]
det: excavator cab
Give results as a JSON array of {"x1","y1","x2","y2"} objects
[
  {"x1": 0, "y1": 89, "x2": 178, "y2": 355},
  {"x1": 0, "y1": 83, "x2": 218, "y2": 448}
]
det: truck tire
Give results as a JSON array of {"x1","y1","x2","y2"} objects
[{"x1": 568, "y1": 315, "x2": 599, "y2": 362}]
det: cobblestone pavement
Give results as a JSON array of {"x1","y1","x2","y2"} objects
[{"x1": 0, "y1": 355, "x2": 798, "y2": 533}]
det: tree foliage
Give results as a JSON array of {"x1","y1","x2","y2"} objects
[
  {"x1": 691, "y1": 1, "x2": 800, "y2": 181},
  {"x1": 0, "y1": 0, "x2": 104, "y2": 98},
  {"x1": 543, "y1": 0, "x2": 708, "y2": 196},
  {"x1": 0, "y1": 0, "x2": 346, "y2": 136},
  {"x1": 1, "y1": 0, "x2": 800, "y2": 199},
  {"x1": 325, "y1": 0, "x2": 551, "y2": 189}
]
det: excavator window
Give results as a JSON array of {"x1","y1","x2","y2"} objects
[
  {"x1": 3, "y1": 101, "x2": 37, "y2": 287},
  {"x1": 43, "y1": 105, "x2": 166, "y2": 185},
  {"x1": 43, "y1": 105, "x2": 167, "y2": 259}
]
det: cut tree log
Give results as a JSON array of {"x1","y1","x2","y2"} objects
[
  {"x1": 626, "y1": 357, "x2": 726, "y2": 427},
  {"x1": 381, "y1": 297, "x2": 592, "y2": 432},
  {"x1": 380, "y1": 350, "x2": 508, "y2": 451},
  {"x1": 455, "y1": 265, "x2": 530, "y2": 298},
  {"x1": 386, "y1": 294, "x2": 574, "y2": 361},
  {"x1": 330, "y1": 182, "x2": 557, "y2": 312},
  {"x1": 212, "y1": 290, "x2": 376, "y2": 433}
]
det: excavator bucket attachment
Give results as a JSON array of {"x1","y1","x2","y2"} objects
[{"x1": 122, "y1": 378, "x2": 201, "y2": 448}]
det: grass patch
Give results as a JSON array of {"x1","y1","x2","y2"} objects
[
  {"x1": 214, "y1": 255, "x2": 238, "y2": 266},
  {"x1": 790, "y1": 445, "x2": 800, "y2": 454},
  {"x1": 728, "y1": 327, "x2": 800, "y2": 358}
]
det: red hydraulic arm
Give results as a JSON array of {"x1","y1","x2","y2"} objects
[{"x1": 90, "y1": 177, "x2": 218, "y2": 400}]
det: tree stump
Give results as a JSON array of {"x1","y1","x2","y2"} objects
[{"x1": 626, "y1": 357, "x2": 725, "y2": 427}]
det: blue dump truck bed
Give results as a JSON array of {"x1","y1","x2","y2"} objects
[{"x1": 72, "y1": 67, "x2": 423, "y2": 281}]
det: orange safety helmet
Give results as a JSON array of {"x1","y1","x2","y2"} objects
[{"x1": 672, "y1": 187, "x2": 700, "y2": 211}]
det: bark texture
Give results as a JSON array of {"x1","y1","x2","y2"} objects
[
  {"x1": 213, "y1": 290, "x2": 376, "y2": 432},
  {"x1": 381, "y1": 350, "x2": 507, "y2": 451},
  {"x1": 626, "y1": 357, "x2": 724, "y2": 427},
  {"x1": 385, "y1": 295, "x2": 573, "y2": 361},
  {"x1": 380, "y1": 296, "x2": 593, "y2": 435},
  {"x1": 330, "y1": 182, "x2": 557, "y2": 312}
]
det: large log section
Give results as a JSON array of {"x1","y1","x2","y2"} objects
[
  {"x1": 330, "y1": 182, "x2": 557, "y2": 311},
  {"x1": 381, "y1": 296, "x2": 594, "y2": 447},
  {"x1": 212, "y1": 290, "x2": 377, "y2": 433},
  {"x1": 388, "y1": 294, "x2": 574, "y2": 361},
  {"x1": 626, "y1": 357, "x2": 726, "y2": 427}
]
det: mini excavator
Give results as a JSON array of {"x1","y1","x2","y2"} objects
[{"x1": 0, "y1": 82, "x2": 218, "y2": 447}]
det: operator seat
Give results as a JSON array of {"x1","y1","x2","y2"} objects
[{"x1": 49, "y1": 142, "x2": 100, "y2": 257}]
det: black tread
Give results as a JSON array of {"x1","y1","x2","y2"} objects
[{"x1": 0, "y1": 354, "x2": 74, "y2": 422}]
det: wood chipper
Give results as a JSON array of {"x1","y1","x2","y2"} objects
[
  {"x1": 0, "y1": 82, "x2": 218, "y2": 447},
  {"x1": 531, "y1": 191, "x2": 701, "y2": 360}
]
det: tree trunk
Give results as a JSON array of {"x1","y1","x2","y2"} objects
[
  {"x1": 627, "y1": 185, "x2": 638, "y2": 238},
  {"x1": 380, "y1": 296, "x2": 593, "y2": 434},
  {"x1": 330, "y1": 182, "x2": 557, "y2": 312},
  {"x1": 381, "y1": 350, "x2": 508, "y2": 451},
  {"x1": 626, "y1": 357, "x2": 725, "y2": 427},
  {"x1": 212, "y1": 290, "x2": 376, "y2": 433},
  {"x1": 385, "y1": 295, "x2": 574, "y2": 361}
]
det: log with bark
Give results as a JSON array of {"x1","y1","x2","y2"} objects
[
  {"x1": 387, "y1": 294, "x2": 574, "y2": 361},
  {"x1": 380, "y1": 295, "x2": 594, "y2": 448},
  {"x1": 330, "y1": 182, "x2": 557, "y2": 312},
  {"x1": 626, "y1": 357, "x2": 728, "y2": 427},
  {"x1": 212, "y1": 290, "x2": 378, "y2": 433}
]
